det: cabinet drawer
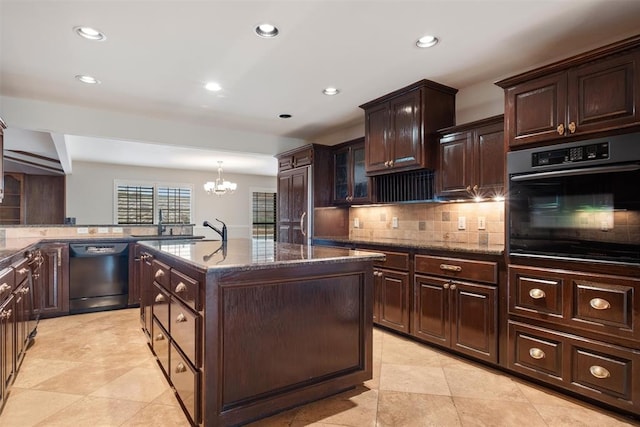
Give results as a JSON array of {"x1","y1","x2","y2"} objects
[
  {"x1": 13, "y1": 258, "x2": 30, "y2": 285},
  {"x1": 0, "y1": 267, "x2": 15, "y2": 296},
  {"x1": 573, "y1": 280, "x2": 633, "y2": 332},
  {"x1": 170, "y1": 343, "x2": 200, "y2": 425},
  {"x1": 152, "y1": 282, "x2": 171, "y2": 333},
  {"x1": 170, "y1": 269, "x2": 200, "y2": 311},
  {"x1": 152, "y1": 318, "x2": 169, "y2": 376},
  {"x1": 415, "y1": 255, "x2": 497, "y2": 284},
  {"x1": 509, "y1": 266, "x2": 563, "y2": 317},
  {"x1": 509, "y1": 321, "x2": 564, "y2": 380},
  {"x1": 152, "y1": 260, "x2": 170, "y2": 289},
  {"x1": 170, "y1": 297, "x2": 201, "y2": 367},
  {"x1": 372, "y1": 251, "x2": 409, "y2": 271},
  {"x1": 573, "y1": 347, "x2": 633, "y2": 400}
]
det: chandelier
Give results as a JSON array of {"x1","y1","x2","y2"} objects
[{"x1": 204, "y1": 161, "x2": 237, "y2": 196}]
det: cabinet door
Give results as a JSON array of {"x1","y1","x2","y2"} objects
[
  {"x1": 333, "y1": 147, "x2": 350, "y2": 203},
  {"x1": 413, "y1": 274, "x2": 450, "y2": 346},
  {"x1": 505, "y1": 72, "x2": 567, "y2": 148},
  {"x1": 277, "y1": 168, "x2": 309, "y2": 244},
  {"x1": 14, "y1": 281, "x2": 30, "y2": 368},
  {"x1": 0, "y1": 295, "x2": 15, "y2": 392},
  {"x1": 390, "y1": 90, "x2": 422, "y2": 170},
  {"x1": 450, "y1": 281, "x2": 497, "y2": 363},
  {"x1": 364, "y1": 103, "x2": 390, "y2": 173},
  {"x1": 568, "y1": 50, "x2": 640, "y2": 136},
  {"x1": 351, "y1": 143, "x2": 370, "y2": 202},
  {"x1": 437, "y1": 131, "x2": 472, "y2": 197},
  {"x1": 474, "y1": 122, "x2": 505, "y2": 196},
  {"x1": 33, "y1": 244, "x2": 69, "y2": 318},
  {"x1": 378, "y1": 268, "x2": 410, "y2": 333}
]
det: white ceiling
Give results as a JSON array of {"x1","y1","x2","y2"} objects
[{"x1": 2, "y1": 0, "x2": 640, "y2": 176}]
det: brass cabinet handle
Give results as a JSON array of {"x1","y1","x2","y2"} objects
[
  {"x1": 529, "y1": 347, "x2": 546, "y2": 360},
  {"x1": 568, "y1": 121, "x2": 576, "y2": 134},
  {"x1": 176, "y1": 313, "x2": 187, "y2": 323},
  {"x1": 155, "y1": 333, "x2": 165, "y2": 341},
  {"x1": 384, "y1": 161, "x2": 390, "y2": 167},
  {"x1": 466, "y1": 185, "x2": 471, "y2": 192},
  {"x1": 175, "y1": 363, "x2": 187, "y2": 373},
  {"x1": 439, "y1": 264, "x2": 462, "y2": 272},
  {"x1": 557, "y1": 123, "x2": 565, "y2": 135},
  {"x1": 2, "y1": 309, "x2": 12, "y2": 320},
  {"x1": 175, "y1": 282, "x2": 187, "y2": 293},
  {"x1": 589, "y1": 365, "x2": 610, "y2": 379},
  {"x1": 154, "y1": 293, "x2": 165, "y2": 303},
  {"x1": 443, "y1": 282, "x2": 450, "y2": 290},
  {"x1": 0, "y1": 283, "x2": 11, "y2": 293},
  {"x1": 21, "y1": 287, "x2": 30, "y2": 295},
  {"x1": 18, "y1": 268, "x2": 29, "y2": 274},
  {"x1": 590, "y1": 298, "x2": 610, "y2": 310},
  {"x1": 154, "y1": 269, "x2": 165, "y2": 279},
  {"x1": 300, "y1": 211, "x2": 307, "y2": 237},
  {"x1": 388, "y1": 160, "x2": 394, "y2": 167},
  {"x1": 529, "y1": 288, "x2": 546, "y2": 299}
]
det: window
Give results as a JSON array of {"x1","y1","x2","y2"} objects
[
  {"x1": 252, "y1": 191, "x2": 276, "y2": 241},
  {"x1": 115, "y1": 181, "x2": 193, "y2": 224}
]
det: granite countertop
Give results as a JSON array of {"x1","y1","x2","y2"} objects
[
  {"x1": 313, "y1": 237, "x2": 505, "y2": 255},
  {"x1": 138, "y1": 238, "x2": 385, "y2": 272}
]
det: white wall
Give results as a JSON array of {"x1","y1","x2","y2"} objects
[{"x1": 65, "y1": 161, "x2": 276, "y2": 239}]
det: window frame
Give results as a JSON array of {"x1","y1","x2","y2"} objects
[
  {"x1": 250, "y1": 186, "x2": 276, "y2": 241},
  {"x1": 113, "y1": 179, "x2": 194, "y2": 225}
]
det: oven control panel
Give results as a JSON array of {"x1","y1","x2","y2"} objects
[{"x1": 532, "y1": 142, "x2": 609, "y2": 167}]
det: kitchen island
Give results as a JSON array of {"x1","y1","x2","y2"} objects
[{"x1": 136, "y1": 238, "x2": 383, "y2": 427}]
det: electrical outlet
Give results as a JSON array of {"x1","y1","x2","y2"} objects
[
  {"x1": 392, "y1": 217, "x2": 399, "y2": 228},
  {"x1": 477, "y1": 216, "x2": 486, "y2": 230},
  {"x1": 354, "y1": 218, "x2": 360, "y2": 228},
  {"x1": 77, "y1": 227, "x2": 89, "y2": 234},
  {"x1": 112, "y1": 227, "x2": 123, "y2": 233},
  {"x1": 458, "y1": 216, "x2": 466, "y2": 230},
  {"x1": 97, "y1": 227, "x2": 110, "y2": 234}
]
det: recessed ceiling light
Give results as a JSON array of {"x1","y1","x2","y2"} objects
[
  {"x1": 255, "y1": 23, "x2": 279, "y2": 38},
  {"x1": 73, "y1": 26, "x2": 106, "y2": 41},
  {"x1": 323, "y1": 87, "x2": 340, "y2": 96},
  {"x1": 205, "y1": 82, "x2": 222, "y2": 92},
  {"x1": 75, "y1": 74, "x2": 101, "y2": 84},
  {"x1": 279, "y1": 114, "x2": 292, "y2": 119},
  {"x1": 416, "y1": 35, "x2": 439, "y2": 48}
]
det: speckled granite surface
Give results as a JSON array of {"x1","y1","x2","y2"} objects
[
  {"x1": 313, "y1": 236, "x2": 505, "y2": 255},
  {"x1": 139, "y1": 238, "x2": 385, "y2": 272}
]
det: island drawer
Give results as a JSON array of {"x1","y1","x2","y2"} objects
[
  {"x1": 152, "y1": 318, "x2": 170, "y2": 376},
  {"x1": 371, "y1": 250, "x2": 409, "y2": 271},
  {"x1": 13, "y1": 258, "x2": 30, "y2": 285},
  {"x1": 170, "y1": 297, "x2": 201, "y2": 367},
  {"x1": 415, "y1": 255, "x2": 497, "y2": 284},
  {"x1": 170, "y1": 269, "x2": 200, "y2": 311},
  {"x1": 170, "y1": 342, "x2": 200, "y2": 425},
  {"x1": 152, "y1": 282, "x2": 171, "y2": 333},
  {"x1": 152, "y1": 259, "x2": 171, "y2": 289},
  {"x1": 0, "y1": 267, "x2": 15, "y2": 296}
]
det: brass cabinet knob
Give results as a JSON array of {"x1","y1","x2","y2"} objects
[
  {"x1": 589, "y1": 298, "x2": 610, "y2": 310},
  {"x1": 529, "y1": 347, "x2": 546, "y2": 360},
  {"x1": 568, "y1": 121, "x2": 576, "y2": 134},
  {"x1": 384, "y1": 161, "x2": 390, "y2": 167},
  {"x1": 155, "y1": 333, "x2": 165, "y2": 341},
  {"x1": 0, "y1": 283, "x2": 10, "y2": 293},
  {"x1": 154, "y1": 269, "x2": 165, "y2": 278},
  {"x1": 450, "y1": 283, "x2": 457, "y2": 290},
  {"x1": 154, "y1": 293, "x2": 165, "y2": 303},
  {"x1": 529, "y1": 288, "x2": 546, "y2": 299},
  {"x1": 21, "y1": 287, "x2": 30, "y2": 295},
  {"x1": 388, "y1": 160, "x2": 394, "y2": 167},
  {"x1": 175, "y1": 282, "x2": 187, "y2": 293},
  {"x1": 176, "y1": 313, "x2": 187, "y2": 323},
  {"x1": 557, "y1": 123, "x2": 565, "y2": 135},
  {"x1": 443, "y1": 282, "x2": 450, "y2": 289},
  {"x1": 589, "y1": 365, "x2": 610, "y2": 379},
  {"x1": 175, "y1": 363, "x2": 187, "y2": 373}
]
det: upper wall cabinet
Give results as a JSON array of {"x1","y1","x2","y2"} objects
[
  {"x1": 497, "y1": 36, "x2": 640, "y2": 149},
  {"x1": 360, "y1": 80, "x2": 457, "y2": 175},
  {"x1": 437, "y1": 115, "x2": 504, "y2": 200},
  {"x1": 332, "y1": 138, "x2": 370, "y2": 205}
]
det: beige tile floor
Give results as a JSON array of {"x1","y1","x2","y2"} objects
[{"x1": 1, "y1": 308, "x2": 638, "y2": 426}]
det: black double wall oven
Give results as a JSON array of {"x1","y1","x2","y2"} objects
[{"x1": 507, "y1": 132, "x2": 640, "y2": 265}]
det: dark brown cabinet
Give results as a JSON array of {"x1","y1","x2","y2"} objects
[
  {"x1": 32, "y1": 243, "x2": 69, "y2": 318},
  {"x1": 497, "y1": 37, "x2": 640, "y2": 148},
  {"x1": 333, "y1": 138, "x2": 370, "y2": 205},
  {"x1": 437, "y1": 116, "x2": 504, "y2": 199},
  {"x1": 0, "y1": 173, "x2": 65, "y2": 225},
  {"x1": 0, "y1": 174, "x2": 24, "y2": 225},
  {"x1": 413, "y1": 255, "x2": 498, "y2": 363},
  {"x1": 371, "y1": 251, "x2": 410, "y2": 333},
  {"x1": 360, "y1": 80, "x2": 457, "y2": 175}
]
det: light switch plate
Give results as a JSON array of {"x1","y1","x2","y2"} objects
[
  {"x1": 112, "y1": 227, "x2": 123, "y2": 233},
  {"x1": 97, "y1": 227, "x2": 110, "y2": 234},
  {"x1": 478, "y1": 216, "x2": 486, "y2": 230},
  {"x1": 392, "y1": 217, "x2": 399, "y2": 228},
  {"x1": 458, "y1": 216, "x2": 466, "y2": 230},
  {"x1": 77, "y1": 227, "x2": 89, "y2": 234}
]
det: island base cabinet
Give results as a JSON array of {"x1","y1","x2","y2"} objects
[
  {"x1": 509, "y1": 321, "x2": 640, "y2": 414},
  {"x1": 171, "y1": 343, "x2": 200, "y2": 426}
]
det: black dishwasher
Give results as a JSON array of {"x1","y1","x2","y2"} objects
[{"x1": 69, "y1": 242, "x2": 129, "y2": 314}]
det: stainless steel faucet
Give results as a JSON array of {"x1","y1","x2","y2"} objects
[{"x1": 203, "y1": 218, "x2": 227, "y2": 242}]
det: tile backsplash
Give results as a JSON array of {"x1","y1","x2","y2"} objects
[{"x1": 349, "y1": 201, "x2": 505, "y2": 246}]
